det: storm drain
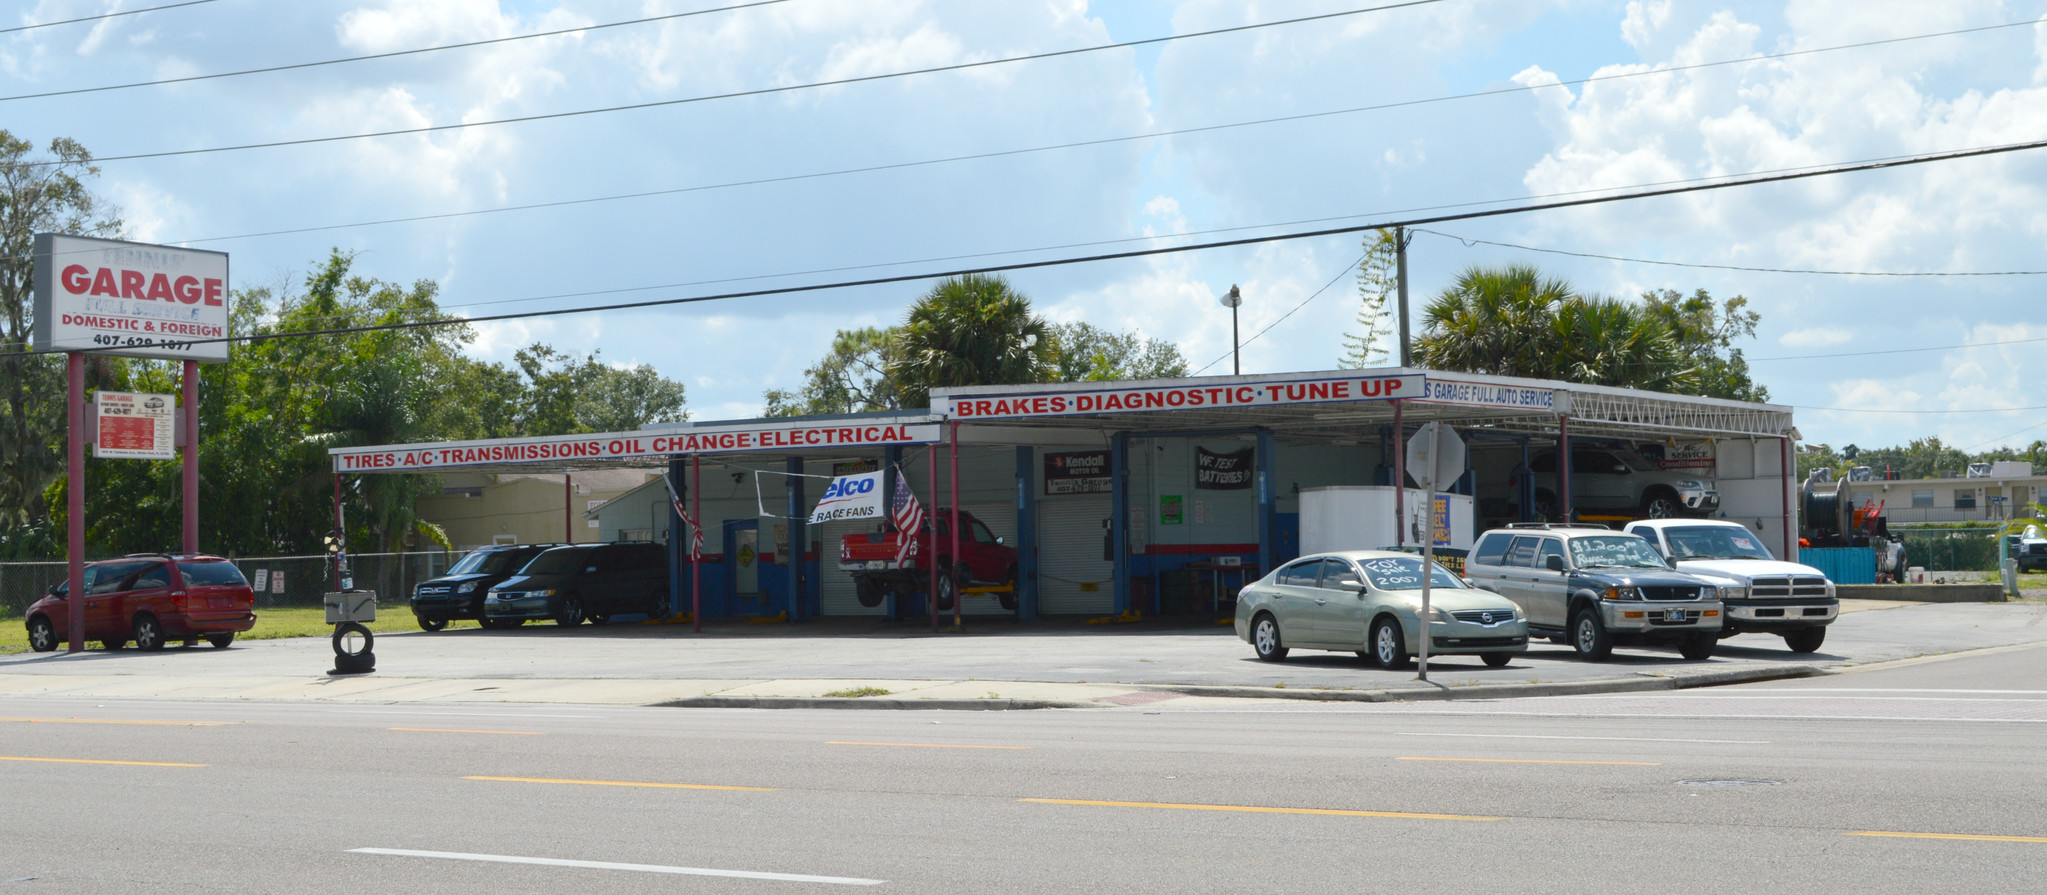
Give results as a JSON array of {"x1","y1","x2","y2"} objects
[{"x1": 1676, "y1": 778, "x2": 1783, "y2": 787}]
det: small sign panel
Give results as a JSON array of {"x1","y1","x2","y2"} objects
[
  {"x1": 94, "y1": 391, "x2": 175, "y2": 460},
  {"x1": 1044, "y1": 450, "x2": 1111, "y2": 495}
]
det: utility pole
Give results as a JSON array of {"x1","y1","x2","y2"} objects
[{"x1": 1395, "y1": 226, "x2": 1411, "y2": 367}]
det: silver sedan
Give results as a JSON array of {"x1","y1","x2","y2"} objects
[{"x1": 1234, "y1": 550, "x2": 1529, "y2": 669}]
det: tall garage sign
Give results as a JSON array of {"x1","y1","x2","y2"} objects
[{"x1": 34, "y1": 234, "x2": 230, "y2": 653}]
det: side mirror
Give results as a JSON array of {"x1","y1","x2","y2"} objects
[
  {"x1": 1545, "y1": 554, "x2": 1566, "y2": 572},
  {"x1": 996, "y1": 536, "x2": 1006, "y2": 546},
  {"x1": 46, "y1": 583, "x2": 62, "y2": 597}
]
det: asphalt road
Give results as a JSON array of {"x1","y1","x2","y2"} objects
[{"x1": 5, "y1": 642, "x2": 2044, "y2": 893}]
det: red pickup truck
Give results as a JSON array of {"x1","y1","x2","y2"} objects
[{"x1": 838, "y1": 509, "x2": 1018, "y2": 611}]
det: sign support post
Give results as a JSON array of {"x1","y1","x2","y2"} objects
[
  {"x1": 65, "y1": 353, "x2": 84, "y2": 653},
  {"x1": 1406, "y1": 421, "x2": 1466, "y2": 683},
  {"x1": 182, "y1": 361, "x2": 198, "y2": 555}
]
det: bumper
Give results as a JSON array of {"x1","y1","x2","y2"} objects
[
  {"x1": 1723, "y1": 598, "x2": 1837, "y2": 631},
  {"x1": 484, "y1": 597, "x2": 556, "y2": 620},
  {"x1": 1601, "y1": 600, "x2": 1723, "y2": 635},
  {"x1": 1682, "y1": 489, "x2": 1720, "y2": 512},
  {"x1": 1416, "y1": 620, "x2": 1529, "y2": 654},
  {"x1": 411, "y1": 595, "x2": 485, "y2": 619},
  {"x1": 159, "y1": 610, "x2": 257, "y2": 637}
]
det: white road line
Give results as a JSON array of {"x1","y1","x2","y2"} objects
[
  {"x1": 349, "y1": 848, "x2": 883, "y2": 885},
  {"x1": 1397, "y1": 732, "x2": 1768, "y2": 744},
  {"x1": 1715, "y1": 688, "x2": 2047, "y2": 695}
]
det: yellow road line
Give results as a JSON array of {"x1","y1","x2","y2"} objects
[
  {"x1": 0, "y1": 717, "x2": 235, "y2": 726},
  {"x1": 390, "y1": 728, "x2": 541, "y2": 736},
  {"x1": 1020, "y1": 798, "x2": 1499, "y2": 821},
  {"x1": 827, "y1": 741, "x2": 1027, "y2": 750},
  {"x1": 1847, "y1": 831, "x2": 2047, "y2": 843},
  {"x1": 465, "y1": 776, "x2": 774, "y2": 791},
  {"x1": 1398, "y1": 756, "x2": 1660, "y2": 766},
  {"x1": 0, "y1": 756, "x2": 206, "y2": 767}
]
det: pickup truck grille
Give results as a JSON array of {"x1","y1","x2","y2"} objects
[
  {"x1": 1641, "y1": 586, "x2": 1709, "y2": 601},
  {"x1": 1750, "y1": 576, "x2": 1829, "y2": 598},
  {"x1": 416, "y1": 585, "x2": 451, "y2": 596}
]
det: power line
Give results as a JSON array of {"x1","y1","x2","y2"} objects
[
  {"x1": 1796, "y1": 404, "x2": 2047, "y2": 414},
  {"x1": 11, "y1": 132, "x2": 2047, "y2": 363},
  {"x1": 1414, "y1": 228, "x2": 2047, "y2": 277},
  {"x1": 19, "y1": 2, "x2": 1450, "y2": 166},
  {"x1": 0, "y1": 0, "x2": 792, "y2": 103},
  {"x1": 173, "y1": 15, "x2": 2042, "y2": 247},
  {"x1": 1749, "y1": 336, "x2": 2047, "y2": 362},
  {"x1": 0, "y1": 0, "x2": 214, "y2": 35}
]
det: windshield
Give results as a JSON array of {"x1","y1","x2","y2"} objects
[
  {"x1": 1662, "y1": 526, "x2": 1774, "y2": 561},
  {"x1": 449, "y1": 548, "x2": 530, "y2": 576},
  {"x1": 176, "y1": 561, "x2": 247, "y2": 586},
  {"x1": 520, "y1": 547, "x2": 590, "y2": 576},
  {"x1": 1569, "y1": 536, "x2": 1671, "y2": 569},
  {"x1": 1355, "y1": 556, "x2": 1465, "y2": 591}
]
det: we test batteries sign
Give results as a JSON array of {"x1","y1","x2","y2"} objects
[{"x1": 32, "y1": 234, "x2": 231, "y2": 363}]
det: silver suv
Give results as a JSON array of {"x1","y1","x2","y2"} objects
[
  {"x1": 1520, "y1": 446, "x2": 1718, "y2": 520},
  {"x1": 1466, "y1": 524, "x2": 1728, "y2": 661}
]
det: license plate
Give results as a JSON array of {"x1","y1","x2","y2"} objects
[
  {"x1": 867, "y1": 560, "x2": 886, "y2": 569},
  {"x1": 1664, "y1": 609, "x2": 1689, "y2": 622}
]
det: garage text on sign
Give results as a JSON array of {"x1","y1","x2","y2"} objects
[
  {"x1": 949, "y1": 373, "x2": 1423, "y2": 419},
  {"x1": 335, "y1": 424, "x2": 936, "y2": 471},
  {"x1": 33, "y1": 234, "x2": 232, "y2": 362}
]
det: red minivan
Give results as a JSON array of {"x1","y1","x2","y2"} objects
[{"x1": 24, "y1": 554, "x2": 258, "y2": 652}]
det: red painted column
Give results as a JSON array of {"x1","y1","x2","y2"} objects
[
  {"x1": 928, "y1": 445, "x2": 938, "y2": 633},
  {"x1": 1391, "y1": 399, "x2": 1405, "y2": 550},
  {"x1": 65, "y1": 353, "x2": 84, "y2": 653},
  {"x1": 564, "y1": 474, "x2": 573, "y2": 543},
  {"x1": 691, "y1": 454, "x2": 702, "y2": 633},
  {"x1": 950, "y1": 421, "x2": 961, "y2": 629},
  {"x1": 182, "y1": 360, "x2": 199, "y2": 555}
]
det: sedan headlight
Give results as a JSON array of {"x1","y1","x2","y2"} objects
[
  {"x1": 1716, "y1": 585, "x2": 1746, "y2": 600},
  {"x1": 1604, "y1": 586, "x2": 1641, "y2": 601},
  {"x1": 1429, "y1": 606, "x2": 1453, "y2": 623},
  {"x1": 456, "y1": 581, "x2": 478, "y2": 594}
]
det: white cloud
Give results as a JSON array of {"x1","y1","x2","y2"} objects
[
  {"x1": 1778, "y1": 327, "x2": 1853, "y2": 348},
  {"x1": 1621, "y1": 0, "x2": 1672, "y2": 51}
]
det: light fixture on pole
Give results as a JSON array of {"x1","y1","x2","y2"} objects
[{"x1": 1219, "y1": 284, "x2": 1242, "y2": 375}]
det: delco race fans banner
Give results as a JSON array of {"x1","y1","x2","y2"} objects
[
  {"x1": 333, "y1": 422, "x2": 941, "y2": 472},
  {"x1": 809, "y1": 470, "x2": 884, "y2": 524},
  {"x1": 33, "y1": 234, "x2": 231, "y2": 363},
  {"x1": 1044, "y1": 450, "x2": 1110, "y2": 495},
  {"x1": 1195, "y1": 447, "x2": 1254, "y2": 489},
  {"x1": 943, "y1": 372, "x2": 1424, "y2": 419}
]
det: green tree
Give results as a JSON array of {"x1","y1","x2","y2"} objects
[
  {"x1": 1413, "y1": 264, "x2": 1574, "y2": 378},
  {"x1": 1545, "y1": 295, "x2": 1688, "y2": 392},
  {"x1": 1641, "y1": 288, "x2": 1767, "y2": 402},
  {"x1": 1046, "y1": 321, "x2": 1188, "y2": 382},
  {"x1": 890, "y1": 274, "x2": 1051, "y2": 408},
  {"x1": 764, "y1": 326, "x2": 901, "y2": 417},
  {"x1": 1338, "y1": 229, "x2": 1397, "y2": 368},
  {"x1": 0, "y1": 132, "x2": 122, "y2": 528},
  {"x1": 1852, "y1": 437, "x2": 1972, "y2": 482},
  {"x1": 514, "y1": 345, "x2": 687, "y2": 434}
]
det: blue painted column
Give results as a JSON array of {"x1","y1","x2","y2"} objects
[
  {"x1": 786, "y1": 455, "x2": 805, "y2": 622},
  {"x1": 665, "y1": 455, "x2": 685, "y2": 619},
  {"x1": 1256, "y1": 428, "x2": 1276, "y2": 577},
  {"x1": 1015, "y1": 445, "x2": 1038, "y2": 621},
  {"x1": 1111, "y1": 432, "x2": 1130, "y2": 614}
]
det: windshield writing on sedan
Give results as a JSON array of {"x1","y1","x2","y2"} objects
[
  {"x1": 1568, "y1": 536, "x2": 1670, "y2": 569},
  {"x1": 1356, "y1": 557, "x2": 1464, "y2": 591}
]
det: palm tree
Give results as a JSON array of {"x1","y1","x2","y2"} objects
[
  {"x1": 1547, "y1": 296, "x2": 1691, "y2": 392},
  {"x1": 890, "y1": 274, "x2": 1052, "y2": 408},
  {"x1": 1414, "y1": 265, "x2": 1572, "y2": 378}
]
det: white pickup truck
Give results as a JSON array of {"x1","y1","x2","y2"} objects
[{"x1": 1623, "y1": 519, "x2": 1837, "y2": 653}]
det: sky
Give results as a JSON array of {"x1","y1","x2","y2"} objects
[{"x1": 5, "y1": 0, "x2": 2046, "y2": 455}]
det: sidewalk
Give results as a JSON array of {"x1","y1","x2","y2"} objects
[{"x1": 2, "y1": 599, "x2": 2041, "y2": 710}]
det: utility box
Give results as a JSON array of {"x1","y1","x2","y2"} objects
[
  {"x1": 323, "y1": 590, "x2": 377, "y2": 624},
  {"x1": 1300, "y1": 486, "x2": 1475, "y2": 556}
]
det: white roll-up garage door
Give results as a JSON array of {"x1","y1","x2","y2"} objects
[{"x1": 1037, "y1": 494, "x2": 1113, "y2": 615}]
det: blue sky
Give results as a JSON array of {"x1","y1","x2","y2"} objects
[{"x1": 6, "y1": 0, "x2": 2046, "y2": 454}]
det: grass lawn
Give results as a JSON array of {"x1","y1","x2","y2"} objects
[{"x1": 0, "y1": 606, "x2": 463, "y2": 656}]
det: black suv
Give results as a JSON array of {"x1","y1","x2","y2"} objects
[
  {"x1": 482, "y1": 542, "x2": 669, "y2": 628},
  {"x1": 410, "y1": 543, "x2": 564, "y2": 631}
]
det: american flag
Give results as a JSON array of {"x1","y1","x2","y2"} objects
[
  {"x1": 891, "y1": 475, "x2": 923, "y2": 566},
  {"x1": 664, "y1": 474, "x2": 704, "y2": 563}
]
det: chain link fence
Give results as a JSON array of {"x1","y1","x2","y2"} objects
[
  {"x1": 1, "y1": 551, "x2": 464, "y2": 617},
  {"x1": 1892, "y1": 527, "x2": 2002, "y2": 573}
]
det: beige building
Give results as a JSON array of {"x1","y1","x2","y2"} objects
[
  {"x1": 1841, "y1": 461, "x2": 2045, "y2": 525},
  {"x1": 417, "y1": 468, "x2": 663, "y2": 550}
]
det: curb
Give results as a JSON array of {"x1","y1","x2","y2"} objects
[{"x1": 654, "y1": 696, "x2": 1101, "y2": 711}]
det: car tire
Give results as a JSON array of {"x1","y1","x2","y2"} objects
[
  {"x1": 554, "y1": 594, "x2": 585, "y2": 627},
  {"x1": 855, "y1": 576, "x2": 884, "y2": 609},
  {"x1": 1641, "y1": 490, "x2": 1683, "y2": 519},
  {"x1": 132, "y1": 614, "x2": 166, "y2": 652},
  {"x1": 1251, "y1": 613, "x2": 1288, "y2": 662},
  {"x1": 417, "y1": 615, "x2": 447, "y2": 632},
  {"x1": 1678, "y1": 632, "x2": 1717, "y2": 661},
  {"x1": 1370, "y1": 616, "x2": 1412, "y2": 670},
  {"x1": 933, "y1": 561, "x2": 957, "y2": 613},
  {"x1": 27, "y1": 617, "x2": 57, "y2": 652},
  {"x1": 998, "y1": 566, "x2": 1019, "y2": 612},
  {"x1": 332, "y1": 621, "x2": 374, "y2": 657},
  {"x1": 1571, "y1": 606, "x2": 1614, "y2": 661},
  {"x1": 587, "y1": 613, "x2": 610, "y2": 627},
  {"x1": 1783, "y1": 627, "x2": 1826, "y2": 653},
  {"x1": 1481, "y1": 651, "x2": 1513, "y2": 668},
  {"x1": 206, "y1": 633, "x2": 235, "y2": 648}
]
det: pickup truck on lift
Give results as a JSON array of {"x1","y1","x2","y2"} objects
[{"x1": 838, "y1": 509, "x2": 1018, "y2": 612}]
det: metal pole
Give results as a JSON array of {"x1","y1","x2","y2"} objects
[
  {"x1": 1231, "y1": 302, "x2": 1240, "y2": 376},
  {"x1": 564, "y1": 474, "x2": 573, "y2": 543},
  {"x1": 928, "y1": 445, "x2": 939, "y2": 633},
  {"x1": 1558, "y1": 416, "x2": 1572, "y2": 523},
  {"x1": 65, "y1": 353, "x2": 84, "y2": 653},
  {"x1": 950, "y1": 421, "x2": 962, "y2": 630},
  {"x1": 181, "y1": 359, "x2": 199, "y2": 555},
  {"x1": 1396, "y1": 225, "x2": 1411, "y2": 368},
  {"x1": 692, "y1": 454, "x2": 702, "y2": 633},
  {"x1": 1781, "y1": 437, "x2": 1794, "y2": 562},
  {"x1": 1392, "y1": 399, "x2": 1405, "y2": 550},
  {"x1": 1418, "y1": 423, "x2": 1436, "y2": 682}
]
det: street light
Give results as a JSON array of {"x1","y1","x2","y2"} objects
[{"x1": 1219, "y1": 284, "x2": 1241, "y2": 376}]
